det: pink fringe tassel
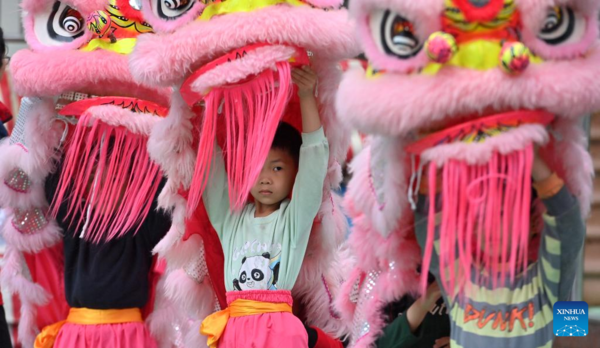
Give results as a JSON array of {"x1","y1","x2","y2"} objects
[
  {"x1": 422, "y1": 145, "x2": 534, "y2": 298},
  {"x1": 188, "y1": 62, "x2": 293, "y2": 212},
  {"x1": 49, "y1": 113, "x2": 162, "y2": 242}
]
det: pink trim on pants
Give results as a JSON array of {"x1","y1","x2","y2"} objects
[
  {"x1": 218, "y1": 290, "x2": 307, "y2": 348},
  {"x1": 54, "y1": 321, "x2": 157, "y2": 348}
]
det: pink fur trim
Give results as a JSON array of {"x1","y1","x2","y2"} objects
[
  {"x1": 2, "y1": 213, "x2": 62, "y2": 253},
  {"x1": 300, "y1": 246, "x2": 354, "y2": 337},
  {"x1": 336, "y1": 48, "x2": 600, "y2": 136},
  {"x1": 345, "y1": 139, "x2": 411, "y2": 236},
  {"x1": 130, "y1": 6, "x2": 359, "y2": 87},
  {"x1": 547, "y1": 118, "x2": 594, "y2": 216},
  {"x1": 152, "y1": 193, "x2": 205, "y2": 269},
  {"x1": 84, "y1": 105, "x2": 162, "y2": 136},
  {"x1": 375, "y1": 237, "x2": 421, "y2": 301},
  {"x1": 1, "y1": 246, "x2": 50, "y2": 344},
  {"x1": 312, "y1": 59, "x2": 353, "y2": 171},
  {"x1": 22, "y1": 0, "x2": 106, "y2": 15},
  {"x1": 18, "y1": 301, "x2": 39, "y2": 348},
  {"x1": 350, "y1": 0, "x2": 444, "y2": 72},
  {"x1": 10, "y1": 49, "x2": 168, "y2": 103},
  {"x1": 183, "y1": 320, "x2": 206, "y2": 348},
  {"x1": 0, "y1": 248, "x2": 50, "y2": 305},
  {"x1": 148, "y1": 93, "x2": 197, "y2": 188},
  {"x1": 305, "y1": 0, "x2": 343, "y2": 8},
  {"x1": 351, "y1": 284, "x2": 386, "y2": 348},
  {"x1": 321, "y1": 193, "x2": 349, "y2": 246},
  {"x1": 146, "y1": 276, "x2": 189, "y2": 348},
  {"x1": 164, "y1": 269, "x2": 216, "y2": 319},
  {"x1": 140, "y1": 0, "x2": 207, "y2": 33},
  {"x1": 345, "y1": 146, "x2": 377, "y2": 224},
  {"x1": 334, "y1": 267, "x2": 361, "y2": 325},
  {"x1": 190, "y1": 45, "x2": 296, "y2": 94},
  {"x1": 421, "y1": 124, "x2": 549, "y2": 166},
  {"x1": 162, "y1": 236, "x2": 206, "y2": 270}
]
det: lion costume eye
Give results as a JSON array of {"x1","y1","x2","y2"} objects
[
  {"x1": 370, "y1": 9, "x2": 422, "y2": 59},
  {"x1": 537, "y1": 6, "x2": 586, "y2": 45},
  {"x1": 34, "y1": 1, "x2": 85, "y2": 46},
  {"x1": 154, "y1": 0, "x2": 195, "y2": 20}
]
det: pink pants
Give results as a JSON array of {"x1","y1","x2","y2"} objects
[
  {"x1": 54, "y1": 322, "x2": 157, "y2": 348},
  {"x1": 218, "y1": 290, "x2": 308, "y2": 348}
]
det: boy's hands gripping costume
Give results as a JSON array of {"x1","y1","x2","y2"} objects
[
  {"x1": 129, "y1": 0, "x2": 359, "y2": 345},
  {"x1": 336, "y1": 0, "x2": 600, "y2": 346},
  {"x1": 0, "y1": 0, "x2": 176, "y2": 346}
]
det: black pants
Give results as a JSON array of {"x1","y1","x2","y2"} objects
[{"x1": 0, "y1": 305, "x2": 12, "y2": 348}]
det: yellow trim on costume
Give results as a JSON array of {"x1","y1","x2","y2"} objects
[
  {"x1": 199, "y1": 0, "x2": 306, "y2": 21},
  {"x1": 422, "y1": 39, "x2": 543, "y2": 75},
  {"x1": 34, "y1": 308, "x2": 143, "y2": 348},
  {"x1": 200, "y1": 299, "x2": 293, "y2": 348},
  {"x1": 80, "y1": 38, "x2": 138, "y2": 54},
  {"x1": 443, "y1": 0, "x2": 517, "y2": 31},
  {"x1": 66, "y1": 307, "x2": 143, "y2": 324},
  {"x1": 34, "y1": 321, "x2": 66, "y2": 348},
  {"x1": 365, "y1": 65, "x2": 384, "y2": 79}
]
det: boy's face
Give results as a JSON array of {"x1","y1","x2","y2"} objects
[{"x1": 250, "y1": 148, "x2": 298, "y2": 208}]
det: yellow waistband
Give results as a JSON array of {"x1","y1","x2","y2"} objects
[
  {"x1": 200, "y1": 299, "x2": 292, "y2": 348},
  {"x1": 67, "y1": 307, "x2": 143, "y2": 325},
  {"x1": 34, "y1": 308, "x2": 143, "y2": 348}
]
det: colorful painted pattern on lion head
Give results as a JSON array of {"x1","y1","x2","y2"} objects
[{"x1": 12, "y1": 0, "x2": 164, "y2": 99}]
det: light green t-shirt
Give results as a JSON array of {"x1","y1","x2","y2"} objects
[{"x1": 203, "y1": 127, "x2": 329, "y2": 292}]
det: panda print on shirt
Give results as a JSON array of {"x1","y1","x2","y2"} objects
[{"x1": 233, "y1": 252, "x2": 280, "y2": 291}]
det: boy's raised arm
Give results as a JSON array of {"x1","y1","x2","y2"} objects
[
  {"x1": 202, "y1": 140, "x2": 231, "y2": 236},
  {"x1": 285, "y1": 66, "x2": 329, "y2": 243},
  {"x1": 292, "y1": 66, "x2": 321, "y2": 133}
]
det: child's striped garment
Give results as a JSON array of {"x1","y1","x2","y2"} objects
[{"x1": 415, "y1": 186, "x2": 585, "y2": 348}]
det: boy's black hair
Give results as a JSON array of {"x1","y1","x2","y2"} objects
[{"x1": 271, "y1": 122, "x2": 302, "y2": 165}]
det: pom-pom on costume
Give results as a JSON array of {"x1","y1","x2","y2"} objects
[
  {"x1": 336, "y1": 0, "x2": 599, "y2": 347},
  {"x1": 0, "y1": 1, "x2": 179, "y2": 347},
  {"x1": 129, "y1": 0, "x2": 359, "y2": 346}
]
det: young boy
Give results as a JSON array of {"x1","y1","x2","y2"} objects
[
  {"x1": 415, "y1": 152, "x2": 586, "y2": 348},
  {"x1": 200, "y1": 66, "x2": 330, "y2": 348}
]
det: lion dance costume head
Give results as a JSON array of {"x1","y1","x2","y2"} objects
[
  {"x1": 128, "y1": 0, "x2": 359, "y2": 345},
  {"x1": 336, "y1": 0, "x2": 600, "y2": 346},
  {"x1": 0, "y1": 0, "x2": 173, "y2": 346}
]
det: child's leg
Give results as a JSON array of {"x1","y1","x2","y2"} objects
[{"x1": 219, "y1": 312, "x2": 308, "y2": 348}]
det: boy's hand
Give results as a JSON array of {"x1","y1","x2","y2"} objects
[
  {"x1": 433, "y1": 337, "x2": 450, "y2": 348},
  {"x1": 422, "y1": 281, "x2": 442, "y2": 309},
  {"x1": 292, "y1": 66, "x2": 318, "y2": 99}
]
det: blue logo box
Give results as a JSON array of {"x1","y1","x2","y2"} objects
[{"x1": 553, "y1": 301, "x2": 588, "y2": 337}]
